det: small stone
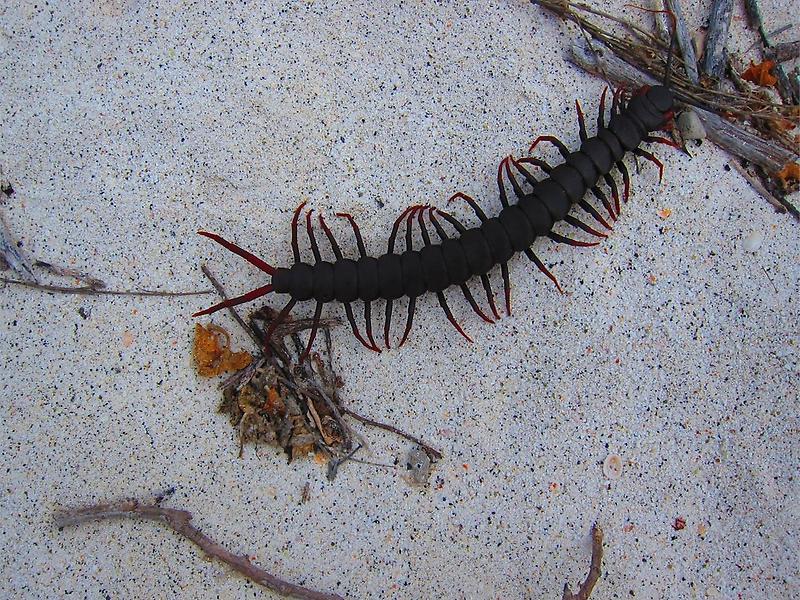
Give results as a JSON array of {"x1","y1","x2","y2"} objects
[
  {"x1": 406, "y1": 447, "x2": 431, "y2": 485},
  {"x1": 742, "y1": 230, "x2": 763, "y2": 252},
  {"x1": 677, "y1": 110, "x2": 706, "y2": 141},
  {"x1": 602, "y1": 454, "x2": 623, "y2": 479}
]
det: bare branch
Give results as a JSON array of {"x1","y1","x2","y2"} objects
[
  {"x1": 0, "y1": 277, "x2": 213, "y2": 297},
  {"x1": 563, "y1": 524, "x2": 604, "y2": 600}
]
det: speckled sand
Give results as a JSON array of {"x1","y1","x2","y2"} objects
[{"x1": 1, "y1": 1, "x2": 798, "y2": 599}]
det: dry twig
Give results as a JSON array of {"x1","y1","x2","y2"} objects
[
  {"x1": 562, "y1": 524, "x2": 604, "y2": 600},
  {"x1": 54, "y1": 498, "x2": 344, "y2": 600},
  {"x1": 0, "y1": 277, "x2": 212, "y2": 297}
]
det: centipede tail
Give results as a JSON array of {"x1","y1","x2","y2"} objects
[{"x1": 196, "y1": 84, "x2": 677, "y2": 359}]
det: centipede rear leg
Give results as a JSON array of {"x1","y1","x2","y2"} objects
[{"x1": 383, "y1": 204, "x2": 420, "y2": 349}]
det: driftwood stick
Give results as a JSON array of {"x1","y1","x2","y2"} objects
[
  {"x1": 0, "y1": 277, "x2": 212, "y2": 297},
  {"x1": 54, "y1": 499, "x2": 345, "y2": 600},
  {"x1": 663, "y1": 0, "x2": 700, "y2": 84},
  {"x1": 744, "y1": 0, "x2": 798, "y2": 103},
  {"x1": 702, "y1": 0, "x2": 734, "y2": 78},
  {"x1": 729, "y1": 160, "x2": 787, "y2": 212},
  {"x1": 562, "y1": 524, "x2": 604, "y2": 600},
  {"x1": 568, "y1": 39, "x2": 798, "y2": 173}
]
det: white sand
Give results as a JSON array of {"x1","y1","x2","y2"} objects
[{"x1": 1, "y1": 1, "x2": 797, "y2": 598}]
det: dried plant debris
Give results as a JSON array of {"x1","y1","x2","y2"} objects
[
  {"x1": 532, "y1": 0, "x2": 800, "y2": 219},
  {"x1": 193, "y1": 323, "x2": 253, "y2": 377},
  {"x1": 563, "y1": 524, "x2": 604, "y2": 600},
  {"x1": 198, "y1": 266, "x2": 442, "y2": 480}
]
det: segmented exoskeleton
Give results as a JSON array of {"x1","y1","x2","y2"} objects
[{"x1": 195, "y1": 84, "x2": 676, "y2": 361}]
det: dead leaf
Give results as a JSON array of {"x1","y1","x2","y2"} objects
[
  {"x1": 741, "y1": 60, "x2": 777, "y2": 87},
  {"x1": 776, "y1": 162, "x2": 800, "y2": 189},
  {"x1": 193, "y1": 323, "x2": 252, "y2": 377}
]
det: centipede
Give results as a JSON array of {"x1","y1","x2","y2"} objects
[{"x1": 194, "y1": 22, "x2": 680, "y2": 363}]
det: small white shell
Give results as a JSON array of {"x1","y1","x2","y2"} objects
[
  {"x1": 603, "y1": 454, "x2": 623, "y2": 480},
  {"x1": 742, "y1": 231, "x2": 763, "y2": 252},
  {"x1": 677, "y1": 110, "x2": 706, "y2": 141}
]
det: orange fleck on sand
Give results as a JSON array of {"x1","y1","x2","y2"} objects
[
  {"x1": 121, "y1": 331, "x2": 135, "y2": 348},
  {"x1": 658, "y1": 208, "x2": 672, "y2": 219}
]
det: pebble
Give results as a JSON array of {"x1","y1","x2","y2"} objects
[{"x1": 742, "y1": 231, "x2": 763, "y2": 252}]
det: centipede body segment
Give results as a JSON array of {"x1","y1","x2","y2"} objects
[{"x1": 195, "y1": 85, "x2": 676, "y2": 361}]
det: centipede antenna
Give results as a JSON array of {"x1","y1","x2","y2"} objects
[
  {"x1": 197, "y1": 231, "x2": 276, "y2": 275},
  {"x1": 510, "y1": 157, "x2": 539, "y2": 187},
  {"x1": 263, "y1": 298, "x2": 297, "y2": 344},
  {"x1": 616, "y1": 161, "x2": 631, "y2": 204},
  {"x1": 501, "y1": 262, "x2": 512, "y2": 316},
  {"x1": 565, "y1": 215, "x2": 607, "y2": 239},
  {"x1": 548, "y1": 232, "x2": 601, "y2": 248},
  {"x1": 497, "y1": 157, "x2": 510, "y2": 208},
  {"x1": 528, "y1": 135, "x2": 570, "y2": 159},
  {"x1": 437, "y1": 291, "x2": 473, "y2": 343},
  {"x1": 291, "y1": 201, "x2": 307, "y2": 263},
  {"x1": 578, "y1": 199, "x2": 613, "y2": 231},
  {"x1": 603, "y1": 173, "x2": 622, "y2": 216},
  {"x1": 448, "y1": 192, "x2": 488, "y2": 222},
  {"x1": 318, "y1": 213, "x2": 343, "y2": 259},
  {"x1": 336, "y1": 212, "x2": 367, "y2": 256},
  {"x1": 517, "y1": 156, "x2": 553, "y2": 175},
  {"x1": 192, "y1": 284, "x2": 274, "y2": 317},
  {"x1": 633, "y1": 148, "x2": 664, "y2": 182},
  {"x1": 524, "y1": 249, "x2": 563, "y2": 294},
  {"x1": 591, "y1": 185, "x2": 618, "y2": 222},
  {"x1": 480, "y1": 274, "x2": 501, "y2": 320},
  {"x1": 398, "y1": 297, "x2": 416, "y2": 347},
  {"x1": 503, "y1": 156, "x2": 525, "y2": 199},
  {"x1": 364, "y1": 302, "x2": 379, "y2": 350},
  {"x1": 305, "y1": 209, "x2": 322, "y2": 263},
  {"x1": 344, "y1": 302, "x2": 378, "y2": 352},
  {"x1": 575, "y1": 99, "x2": 588, "y2": 142},
  {"x1": 299, "y1": 301, "x2": 323, "y2": 363}
]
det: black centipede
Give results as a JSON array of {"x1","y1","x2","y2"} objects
[{"x1": 194, "y1": 80, "x2": 677, "y2": 362}]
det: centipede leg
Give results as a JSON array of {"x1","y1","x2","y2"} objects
[
  {"x1": 578, "y1": 199, "x2": 613, "y2": 231},
  {"x1": 603, "y1": 172, "x2": 621, "y2": 216},
  {"x1": 528, "y1": 135, "x2": 570, "y2": 158},
  {"x1": 510, "y1": 157, "x2": 540, "y2": 187},
  {"x1": 501, "y1": 262, "x2": 512, "y2": 316},
  {"x1": 481, "y1": 274, "x2": 500, "y2": 320},
  {"x1": 305, "y1": 209, "x2": 322, "y2": 262},
  {"x1": 616, "y1": 160, "x2": 631, "y2": 204},
  {"x1": 645, "y1": 135, "x2": 682, "y2": 149},
  {"x1": 384, "y1": 300, "x2": 394, "y2": 349},
  {"x1": 437, "y1": 292, "x2": 473, "y2": 343},
  {"x1": 364, "y1": 302, "x2": 378, "y2": 350},
  {"x1": 575, "y1": 99, "x2": 588, "y2": 142},
  {"x1": 590, "y1": 185, "x2": 617, "y2": 222},
  {"x1": 564, "y1": 214, "x2": 607, "y2": 239},
  {"x1": 497, "y1": 158, "x2": 511, "y2": 208},
  {"x1": 502, "y1": 156, "x2": 526, "y2": 201},
  {"x1": 597, "y1": 87, "x2": 608, "y2": 128},
  {"x1": 448, "y1": 191, "x2": 488, "y2": 222},
  {"x1": 517, "y1": 156, "x2": 553, "y2": 175},
  {"x1": 263, "y1": 298, "x2": 298, "y2": 344},
  {"x1": 343, "y1": 302, "x2": 377, "y2": 352},
  {"x1": 548, "y1": 232, "x2": 600, "y2": 247},
  {"x1": 398, "y1": 297, "x2": 416, "y2": 348},
  {"x1": 634, "y1": 148, "x2": 665, "y2": 182},
  {"x1": 291, "y1": 201, "x2": 308, "y2": 263},
  {"x1": 192, "y1": 284, "x2": 274, "y2": 317},
  {"x1": 385, "y1": 205, "x2": 423, "y2": 348},
  {"x1": 299, "y1": 301, "x2": 323, "y2": 363},
  {"x1": 524, "y1": 248, "x2": 563, "y2": 294}
]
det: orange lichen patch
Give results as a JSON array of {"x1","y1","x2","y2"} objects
[
  {"x1": 657, "y1": 207, "x2": 672, "y2": 219},
  {"x1": 193, "y1": 323, "x2": 252, "y2": 377},
  {"x1": 776, "y1": 162, "x2": 800, "y2": 189},
  {"x1": 741, "y1": 60, "x2": 777, "y2": 87}
]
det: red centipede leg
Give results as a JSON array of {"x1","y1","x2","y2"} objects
[
  {"x1": 603, "y1": 173, "x2": 621, "y2": 216},
  {"x1": 448, "y1": 191, "x2": 488, "y2": 222},
  {"x1": 193, "y1": 284, "x2": 274, "y2": 317},
  {"x1": 548, "y1": 232, "x2": 601, "y2": 247},
  {"x1": 387, "y1": 205, "x2": 419, "y2": 253},
  {"x1": 575, "y1": 99, "x2": 588, "y2": 142},
  {"x1": 597, "y1": 87, "x2": 608, "y2": 128},
  {"x1": 263, "y1": 298, "x2": 298, "y2": 344},
  {"x1": 524, "y1": 249, "x2": 563, "y2": 294},
  {"x1": 197, "y1": 231, "x2": 276, "y2": 275},
  {"x1": 591, "y1": 185, "x2": 618, "y2": 222},
  {"x1": 299, "y1": 301, "x2": 323, "y2": 363},
  {"x1": 398, "y1": 297, "x2": 416, "y2": 348},
  {"x1": 305, "y1": 209, "x2": 322, "y2": 262},
  {"x1": 344, "y1": 302, "x2": 378, "y2": 352},
  {"x1": 501, "y1": 262, "x2": 512, "y2": 316},
  {"x1": 291, "y1": 201, "x2": 308, "y2": 263},
  {"x1": 616, "y1": 161, "x2": 631, "y2": 204},
  {"x1": 497, "y1": 157, "x2": 511, "y2": 208},
  {"x1": 364, "y1": 301, "x2": 379, "y2": 350},
  {"x1": 644, "y1": 135, "x2": 682, "y2": 149},
  {"x1": 436, "y1": 292, "x2": 473, "y2": 343},
  {"x1": 384, "y1": 300, "x2": 394, "y2": 349},
  {"x1": 528, "y1": 135, "x2": 570, "y2": 158},
  {"x1": 510, "y1": 157, "x2": 540, "y2": 187},
  {"x1": 460, "y1": 283, "x2": 494, "y2": 324},
  {"x1": 318, "y1": 213, "x2": 343, "y2": 259},
  {"x1": 503, "y1": 156, "x2": 526, "y2": 200},
  {"x1": 611, "y1": 87, "x2": 626, "y2": 115},
  {"x1": 633, "y1": 148, "x2": 664, "y2": 182},
  {"x1": 336, "y1": 212, "x2": 367, "y2": 257},
  {"x1": 564, "y1": 215, "x2": 607, "y2": 239},
  {"x1": 481, "y1": 274, "x2": 501, "y2": 320},
  {"x1": 578, "y1": 199, "x2": 613, "y2": 231}
]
